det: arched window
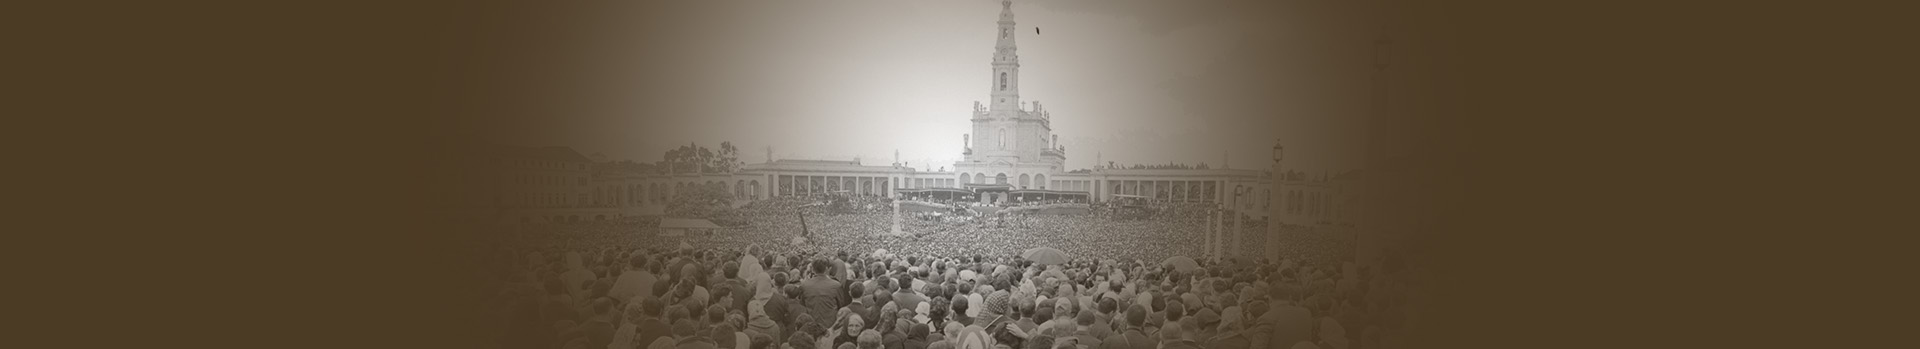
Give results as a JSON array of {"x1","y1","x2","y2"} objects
[
  {"x1": 1034, "y1": 174, "x2": 1046, "y2": 189},
  {"x1": 975, "y1": 173, "x2": 986, "y2": 184},
  {"x1": 999, "y1": 72, "x2": 1008, "y2": 91},
  {"x1": 960, "y1": 173, "x2": 970, "y2": 184},
  {"x1": 999, "y1": 128, "x2": 1007, "y2": 149},
  {"x1": 1019, "y1": 174, "x2": 1031, "y2": 188},
  {"x1": 996, "y1": 173, "x2": 1008, "y2": 184}
]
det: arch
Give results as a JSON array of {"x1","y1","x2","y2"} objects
[
  {"x1": 959, "y1": 173, "x2": 971, "y2": 185},
  {"x1": 1033, "y1": 174, "x2": 1046, "y2": 189},
  {"x1": 1019, "y1": 173, "x2": 1031, "y2": 188},
  {"x1": 749, "y1": 180, "x2": 761, "y2": 200},
  {"x1": 736, "y1": 180, "x2": 745, "y2": 199},
  {"x1": 996, "y1": 173, "x2": 1008, "y2": 184},
  {"x1": 999, "y1": 128, "x2": 1007, "y2": 149},
  {"x1": 975, "y1": 173, "x2": 986, "y2": 184},
  {"x1": 999, "y1": 72, "x2": 1008, "y2": 91}
]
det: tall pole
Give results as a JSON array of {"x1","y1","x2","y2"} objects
[{"x1": 1211, "y1": 205, "x2": 1222, "y2": 261}]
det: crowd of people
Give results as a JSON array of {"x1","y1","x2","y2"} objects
[{"x1": 474, "y1": 198, "x2": 1415, "y2": 349}]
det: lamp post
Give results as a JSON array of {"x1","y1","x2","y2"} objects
[{"x1": 1269, "y1": 139, "x2": 1284, "y2": 260}]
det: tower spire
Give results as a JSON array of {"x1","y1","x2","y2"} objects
[{"x1": 989, "y1": 0, "x2": 1021, "y2": 112}]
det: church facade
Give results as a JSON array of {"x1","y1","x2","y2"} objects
[{"x1": 466, "y1": 1, "x2": 1354, "y2": 257}]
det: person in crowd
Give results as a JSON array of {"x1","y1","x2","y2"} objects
[
  {"x1": 1067, "y1": 310, "x2": 1102, "y2": 349},
  {"x1": 803, "y1": 260, "x2": 846, "y2": 329},
  {"x1": 747, "y1": 299, "x2": 784, "y2": 347},
  {"x1": 1152, "y1": 320, "x2": 1202, "y2": 349},
  {"x1": 475, "y1": 199, "x2": 1409, "y2": 349},
  {"x1": 612, "y1": 254, "x2": 657, "y2": 305},
  {"x1": 831, "y1": 314, "x2": 866, "y2": 349},
  {"x1": 654, "y1": 318, "x2": 718, "y2": 349},
  {"x1": 1099, "y1": 305, "x2": 1152, "y2": 349},
  {"x1": 1088, "y1": 298, "x2": 1115, "y2": 341},
  {"x1": 857, "y1": 329, "x2": 884, "y2": 349},
  {"x1": 904, "y1": 324, "x2": 931, "y2": 349},
  {"x1": 625, "y1": 298, "x2": 674, "y2": 349}
]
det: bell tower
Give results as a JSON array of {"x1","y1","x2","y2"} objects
[{"x1": 989, "y1": 0, "x2": 1020, "y2": 112}]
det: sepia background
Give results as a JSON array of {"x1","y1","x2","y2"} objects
[{"x1": 21, "y1": 0, "x2": 1904, "y2": 348}]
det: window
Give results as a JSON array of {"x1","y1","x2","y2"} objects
[
  {"x1": 999, "y1": 72, "x2": 1007, "y2": 91},
  {"x1": 999, "y1": 128, "x2": 1007, "y2": 149}
]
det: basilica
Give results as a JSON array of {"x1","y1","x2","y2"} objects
[{"x1": 460, "y1": 1, "x2": 1354, "y2": 258}]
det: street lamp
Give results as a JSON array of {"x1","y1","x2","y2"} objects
[{"x1": 1271, "y1": 140, "x2": 1284, "y2": 166}]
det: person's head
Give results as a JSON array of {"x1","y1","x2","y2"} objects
[
  {"x1": 857, "y1": 329, "x2": 882, "y2": 349},
  {"x1": 707, "y1": 304, "x2": 728, "y2": 325},
  {"x1": 1053, "y1": 298, "x2": 1073, "y2": 318},
  {"x1": 590, "y1": 298, "x2": 614, "y2": 317},
  {"x1": 630, "y1": 253, "x2": 649, "y2": 271},
  {"x1": 909, "y1": 323, "x2": 930, "y2": 340},
  {"x1": 1157, "y1": 320, "x2": 1184, "y2": 342},
  {"x1": 682, "y1": 263, "x2": 704, "y2": 282},
  {"x1": 623, "y1": 302, "x2": 647, "y2": 324},
  {"x1": 1024, "y1": 335, "x2": 1054, "y2": 349},
  {"x1": 794, "y1": 312, "x2": 815, "y2": 330},
  {"x1": 1098, "y1": 298, "x2": 1117, "y2": 315},
  {"x1": 1125, "y1": 304, "x2": 1148, "y2": 327},
  {"x1": 1031, "y1": 305, "x2": 1053, "y2": 325},
  {"x1": 642, "y1": 297, "x2": 666, "y2": 318},
  {"x1": 712, "y1": 287, "x2": 734, "y2": 304},
  {"x1": 1074, "y1": 309, "x2": 1095, "y2": 328},
  {"x1": 712, "y1": 322, "x2": 739, "y2": 348},
  {"x1": 667, "y1": 305, "x2": 691, "y2": 324},
  {"x1": 928, "y1": 307, "x2": 948, "y2": 324},
  {"x1": 676, "y1": 278, "x2": 697, "y2": 297},
  {"x1": 788, "y1": 331, "x2": 815, "y2": 349},
  {"x1": 950, "y1": 295, "x2": 969, "y2": 316},
  {"x1": 724, "y1": 261, "x2": 741, "y2": 279},
  {"x1": 784, "y1": 284, "x2": 803, "y2": 299},
  {"x1": 1149, "y1": 292, "x2": 1166, "y2": 313},
  {"x1": 749, "y1": 332, "x2": 774, "y2": 349},
  {"x1": 672, "y1": 319, "x2": 698, "y2": 339},
  {"x1": 1244, "y1": 300, "x2": 1269, "y2": 319},
  {"x1": 812, "y1": 258, "x2": 832, "y2": 275},
  {"x1": 592, "y1": 279, "x2": 614, "y2": 299},
  {"x1": 1164, "y1": 301, "x2": 1185, "y2": 322},
  {"x1": 845, "y1": 314, "x2": 865, "y2": 334},
  {"x1": 896, "y1": 274, "x2": 915, "y2": 291}
]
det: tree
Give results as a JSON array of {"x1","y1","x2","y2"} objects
[
  {"x1": 664, "y1": 181, "x2": 744, "y2": 226},
  {"x1": 656, "y1": 141, "x2": 743, "y2": 174}
]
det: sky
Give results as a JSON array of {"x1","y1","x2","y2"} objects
[{"x1": 462, "y1": 0, "x2": 1386, "y2": 176}]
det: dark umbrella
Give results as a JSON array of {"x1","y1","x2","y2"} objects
[
  {"x1": 1162, "y1": 256, "x2": 1201, "y2": 274},
  {"x1": 1021, "y1": 247, "x2": 1071, "y2": 265}
]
